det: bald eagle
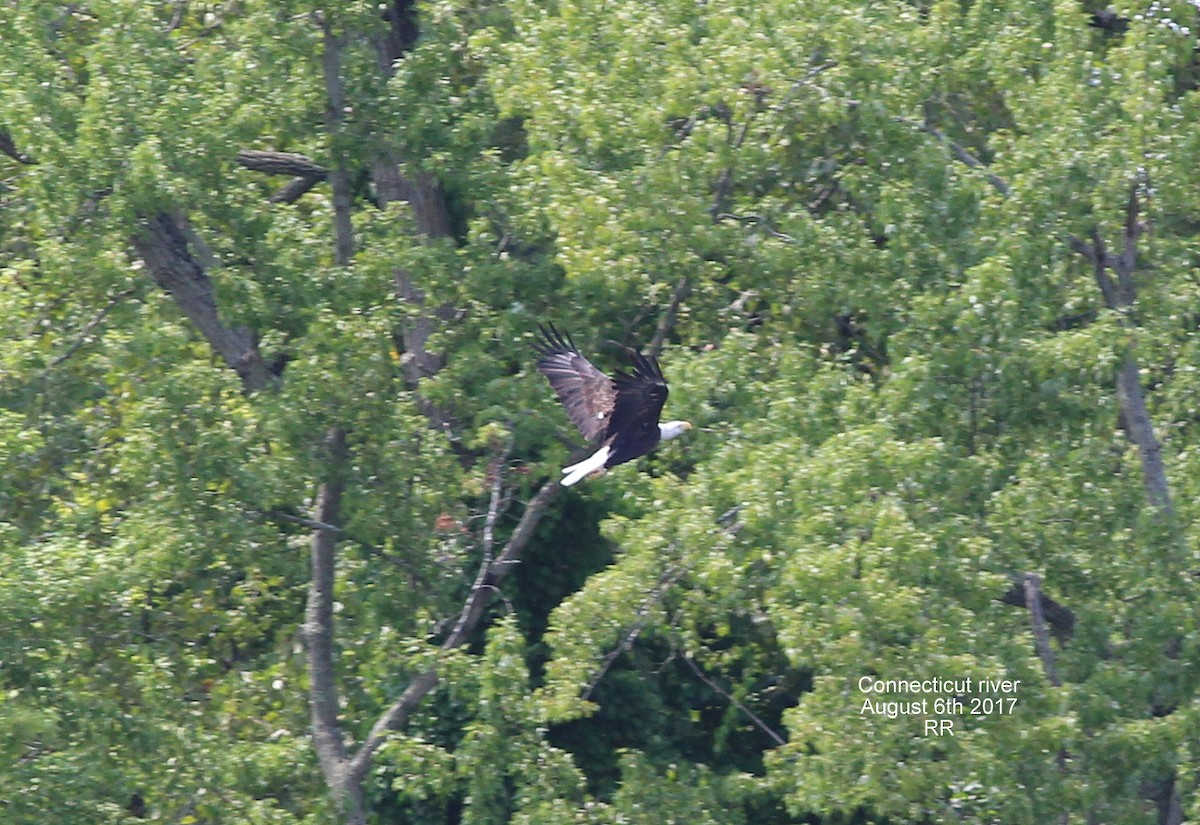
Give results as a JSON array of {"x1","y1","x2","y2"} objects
[{"x1": 534, "y1": 323, "x2": 692, "y2": 486}]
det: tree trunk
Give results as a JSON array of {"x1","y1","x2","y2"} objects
[{"x1": 302, "y1": 427, "x2": 366, "y2": 825}]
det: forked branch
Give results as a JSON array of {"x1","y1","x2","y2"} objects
[
  {"x1": 347, "y1": 478, "x2": 561, "y2": 782},
  {"x1": 1068, "y1": 186, "x2": 1172, "y2": 517}
]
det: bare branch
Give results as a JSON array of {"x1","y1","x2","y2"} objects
[
  {"x1": 1067, "y1": 190, "x2": 1173, "y2": 517},
  {"x1": 131, "y1": 212, "x2": 276, "y2": 392},
  {"x1": 584, "y1": 556, "x2": 691, "y2": 699},
  {"x1": 443, "y1": 478, "x2": 558, "y2": 651},
  {"x1": 305, "y1": 428, "x2": 348, "y2": 772},
  {"x1": 716, "y1": 212, "x2": 796, "y2": 243},
  {"x1": 0, "y1": 129, "x2": 35, "y2": 165},
  {"x1": 271, "y1": 176, "x2": 324, "y2": 204},
  {"x1": 1023, "y1": 573, "x2": 1062, "y2": 687},
  {"x1": 1115, "y1": 186, "x2": 1141, "y2": 309},
  {"x1": 445, "y1": 439, "x2": 513, "y2": 648},
  {"x1": 895, "y1": 117, "x2": 1010, "y2": 197},
  {"x1": 236, "y1": 150, "x2": 328, "y2": 178},
  {"x1": 649, "y1": 276, "x2": 690, "y2": 358},
  {"x1": 681, "y1": 654, "x2": 787, "y2": 747},
  {"x1": 163, "y1": 0, "x2": 187, "y2": 34},
  {"x1": 1116, "y1": 355, "x2": 1173, "y2": 514},
  {"x1": 347, "y1": 478, "x2": 561, "y2": 781},
  {"x1": 1067, "y1": 233, "x2": 1096, "y2": 262},
  {"x1": 1069, "y1": 232, "x2": 1119, "y2": 309},
  {"x1": 235, "y1": 150, "x2": 329, "y2": 204},
  {"x1": 302, "y1": 427, "x2": 367, "y2": 824},
  {"x1": 1000, "y1": 578, "x2": 1075, "y2": 645},
  {"x1": 47, "y1": 287, "x2": 137, "y2": 368}
]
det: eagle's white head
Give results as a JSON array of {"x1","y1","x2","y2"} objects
[{"x1": 659, "y1": 420, "x2": 693, "y2": 441}]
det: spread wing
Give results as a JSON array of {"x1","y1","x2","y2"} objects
[
  {"x1": 533, "y1": 323, "x2": 617, "y2": 443},
  {"x1": 607, "y1": 348, "x2": 668, "y2": 447}
]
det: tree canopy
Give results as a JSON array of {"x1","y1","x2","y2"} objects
[{"x1": 2, "y1": 1, "x2": 1199, "y2": 823}]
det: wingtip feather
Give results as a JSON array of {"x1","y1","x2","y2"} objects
[{"x1": 533, "y1": 321, "x2": 580, "y2": 357}]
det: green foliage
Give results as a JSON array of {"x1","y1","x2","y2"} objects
[{"x1": 3, "y1": 0, "x2": 1200, "y2": 823}]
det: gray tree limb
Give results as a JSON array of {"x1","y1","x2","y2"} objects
[
  {"x1": 0, "y1": 129, "x2": 35, "y2": 164},
  {"x1": 682, "y1": 654, "x2": 787, "y2": 747},
  {"x1": 347, "y1": 479, "x2": 561, "y2": 781},
  {"x1": 1022, "y1": 573, "x2": 1062, "y2": 687},
  {"x1": 235, "y1": 150, "x2": 328, "y2": 203},
  {"x1": 321, "y1": 18, "x2": 355, "y2": 268},
  {"x1": 1068, "y1": 188, "x2": 1172, "y2": 517},
  {"x1": 1000, "y1": 578, "x2": 1075, "y2": 645},
  {"x1": 650, "y1": 276, "x2": 690, "y2": 359},
  {"x1": 236, "y1": 150, "x2": 328, "y2": 178},
  {"x1": 895, "y1": 116, "x2": 1011, "y2": 197},
  {"x1": 130, "y1": 212, "x2": 276, "y2": 392},
  {"x1": 302, "y1": 427, "x2": 367, "y2": 825}
]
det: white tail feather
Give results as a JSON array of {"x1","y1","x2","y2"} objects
[{"x1": 560, "y1": 446, "x2": 610, "y2": 486}]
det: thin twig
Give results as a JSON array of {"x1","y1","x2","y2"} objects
[
  {"x1": 47, "y1": 287, "x2": 137, "y2": 368},
  {"x1": 649, "y1": 277, "x2": 690, "y2": 358},
  {"x1": 681, "y1": 654, "x2": 787, "y2": 747},
  {"x1": 894, "y1": 116, "x2": 1010, "y2": 197},
  {"x1": 584, "y1": 554, "x2": 692, "y2": 699}
]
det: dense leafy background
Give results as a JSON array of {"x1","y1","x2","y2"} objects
[{"x1": 2, "y1": 1, "x2": 1199, "y2": 823}]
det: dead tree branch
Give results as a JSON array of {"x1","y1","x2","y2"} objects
[
  {"x1": 584, "y1": 556, "x2": 692, "y2": 699},
  {"x1": 270, "y1": 175, "x2": 325, "y2": 204},
  {"x1": 649, "y1": 276, "x2": 690, "y2": 358},
  {"x1": 895, "y1": 116, "x2": 1011, "y2": 197},
  {"x1": 715, "y1": 212, "x2": 796, "y2": 243},
  {"x1": 346, "y1": 479, "x2": 561, "y2": 782},
  {"x1": 236, "y1": 150, "x2": 328, "y2": 203},
  {"x1": 47, "y1": 287, "x2": 137, "y2": 369},
  {"x1": 236, "y1": 150, "x2": 328, "y2": 178},
  {"x1": 0, "y1": 129, "x2": 35, "y2": 164},
  {"x1": 1000, "y1": 578, "x2": 1075, "y2": 645},
  {"x1": 682, "y1": 654, "x2": 787, "y2": 747},
  {"x1": 1023, "y1": 573, "x2": 1062, "y2": 687},
  {"x1": 131, "y1": 212, "x2": 276, "y2": 392},
  {"x1": 445, "y1": 439, "x2": 513, "y2": 647},
  {"x1": 1068, "y1": 187, "x2": 1172, "y2": 517}
]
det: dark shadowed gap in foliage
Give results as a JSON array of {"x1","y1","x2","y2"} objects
[
  {"x1": 366, "y1": 493, "x2": 614, "y2": 824},
  {"x1": 511, "y1": 493, "x2": 616, "y2": 686},
  {"x1": 547, "y1": 637, "x2": 710, "y2": 799},
  {"x1": 547, "y1": 630, "x2": 810, "y2": 808}
]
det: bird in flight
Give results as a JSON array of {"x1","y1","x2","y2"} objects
[{"x1": 533, "y1": 323, "x2": 692, "y2": 486}]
